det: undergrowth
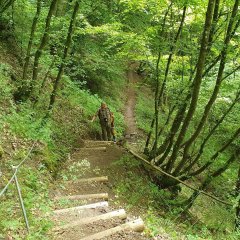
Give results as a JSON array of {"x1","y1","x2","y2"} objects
[
  {"x1": 0, "y1": 44, "x2": 126, "y2": 238},
  {"x1": 111, "y1": 154, "x2": 240, "y2": 240}
]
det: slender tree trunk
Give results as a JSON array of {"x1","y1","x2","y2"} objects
[
  {"x1": 22, "y1": 0, "x2": 42, "y2": 80},
  {"x1": 174, "y1": 0, "x2": 239, "y2": 175},
  {"x1": 207, "y1": 0, "x2": 220, "y2": 50},
  {"x1": 149, "y1": 105, "x2": 176, "y2": 160},
  {"x1": 154, "y1": 63, "x2": 197, "y2": 165},
  {"x1": 189, "y1": 127, "x2": 240, "y2": 177},
  {"x1": 158, "y1": 6, "x2": 187, "y2": 106},
  {"x1": 155, "y1": 98, "x2": 189, "y2": 166},
  {"x1": 31, "y1": 0, "x2": 58, "y2": 93},
  {"x1": 144, "y1": 2, "x2": 172, "y2": 155},
  {"x1": 153, "y1": 51, "x2": 161, "y2": 159},
  {"x1": 165, "y1": 0, "x2": 216, "y2": 173},
  {"x1": 183, "y1": 148, "x2": 239, "y2": 211},
  {"x1": 33, "y1": 55, "x2": 57, "y2": 107},
  {"x1": 147, "y1": 5, "x2": 187, "y2": 159},
  {"x1": 182, "y1": 90, "x2": 240, "y2": 174},
  {"x1": 46, "y1": 1, "x2": 79, "y2": 115}
]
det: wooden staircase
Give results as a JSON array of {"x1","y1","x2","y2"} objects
[{"x1": 51, "y1": 141, "x2": 145, "y2": 240}]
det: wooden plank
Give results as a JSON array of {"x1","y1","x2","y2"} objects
[
  {"x1": 54, "y1": 209, "x2": 127, "y2": 231},
  {"x1": 84, "y1": 140, "x2": 113, "y2": 144},
  {"x1": 79, "y1": 218, "x2": 145, "y2": 240},
  {"x1": 54, "y1": 193, "x2": 108, "y2": 201},
  {"x1": 53, "y1": 201, "x2": 109, "y2": 215},
  {"x1": 68, "y1": 176, "x2": 108, "y2": 184},
  {"x1": 81, "y1": 147, "x2": 107, "y2": 151}
]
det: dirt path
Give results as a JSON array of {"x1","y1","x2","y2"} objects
[
  {"x1": 50, "y1": 142, "x2": 149, "y2": 240},
  {"x1": 124, "y1": 63, "x2": 140, "y2": 137},
  {"x1": 49, "y1": 65, "x2": 151, "y2": 240}
]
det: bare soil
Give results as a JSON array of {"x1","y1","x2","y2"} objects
[{"x1": 124, "y1": 64, "x2": 139, "y2": 136}]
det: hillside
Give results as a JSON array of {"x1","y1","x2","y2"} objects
[{"x1": 0, "y1": 0, "x2": 240, "y2": 239}]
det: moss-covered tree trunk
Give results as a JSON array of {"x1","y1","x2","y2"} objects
[
  {"x1": 46, "y1": 1, "x2": 79, "y2": 114},
  {"x1": 31, "y1": 0, "x2": 58, "y2": 94},
  {"x1": 22, "y1": 0, "x2": 42, "y2": 80},
  {"x1": 165, "y1": 0, "x2": 216, "y2": 173},
  {"x1": 144, "y1": 1, "x2": 172, "y2": 156},
  {"x1": 174, "y1": 0, "x2": 239, "y2": 175}
]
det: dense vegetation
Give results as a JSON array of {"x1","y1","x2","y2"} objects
[{"x1": 0, "y1": 0, "x2": 239, "y2": 239}]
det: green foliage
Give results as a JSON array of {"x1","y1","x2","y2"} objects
[
  {"x1": 135, "y1": 85, "x2": 154, "y2": 133},
  {"x1": 0, "y1": 0, "x2": 240, "y2": 238},
  {"x1": 0, "y1": 165, "x2": 53, "y2": 239}
]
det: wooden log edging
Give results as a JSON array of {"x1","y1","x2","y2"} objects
[
  {"x1": 79, "y1": 218, "x2": 144, "y2": 240},
  {"x1": 66, "y1": 176, "x2": 108, "y2": 184},
  {"x1": 54, "y1": 209, "x2": 127, "y2": 231},
  {"x1": 54, "y1": 193, "x2": 108, "y2": 201},
  {"x1": 80, "y1": 147, "x2": 107, "y2": 151},
  {"x1": 53, "y1": 201, "x2": 109, "y2": 215},
  {"x1": 128, "y1": 148, "x2": 233, "y2": 206}
]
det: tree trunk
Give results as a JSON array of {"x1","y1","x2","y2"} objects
[
  {"x1": 158, "y1": 6, "x2": 187, "y2": 106},
  {"x1": 165, "y1": 0, "x2": 216, "y2": 173},
  {"x1": 182, "y1": 90, "x2": 240, "y2": 174},
  {"x1": 22, "y1": 0, "x2": 42, "y2": 80},
  {"x1": 189, "y1": 127, "x2": 240, "y2": 177},
  {"x1": 46, "y1": 1, "x2": 79, "y2": 115},
  {"x1": 149, "y1": 5, "x2": 187, "y2": 160},
  {"x1": 174, "y1": 0, "x2": 239, "y2": 175},
  {"x1": 144, "y1": 2, "x2": 172, "y2": 155},
  {"x1": 183, "y1": 147, "x2": 239, "y2": 212},
  {"x1": 31, "y1": 0, "x2": 58, "y2": 93}
]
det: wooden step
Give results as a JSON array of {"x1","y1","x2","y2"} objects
[
  {"x1": 53, "y1": 201, "x2": 109, "y2": 215},
  {"x1": 84, "y1": 140, "x2": 113, "y2": 145},
  {"x1": 54, "y1": 209, "x2": 127, "y2": 231},
  {"x1": 80, "y1": 147, "x2": 107, "y2": 151},
  {"x1": 79, "y1": 218, "x2": 145, "y2": 240},
  {"x1": 67, "y1": 176, "x2": 108, "y2": 184},
  {"x1": 54, "y1": 193, "x2": 108, "y2": 201}
]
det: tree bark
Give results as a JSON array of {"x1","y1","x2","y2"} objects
[
  {"x1": 174, "y1": 0, "x2": 239, "y2": 175},
  {"x1": 31, "y1": 0, "x2": 58, "y2": 93},
  {"x1": 46, "y1": 1, "x2": 79, "y2": 115},
  {"x1": 148, "y1": 5, "x2": 187, "y2": 159},
  {"x1": 189, "y1": 127, "x2": 240, "y2": 177},
  {"x1": 181, "y1": 90, "x2": 240, "y2": 174},
  {"x1": 158, "y1": 6, "x2": 187, "y2": 106},
  {"x1": 165, "y1": 0, "x2": 216, "y2": 173},
  {"x1": 144, "y1": 2, "x2": 173, "y2": 155},
  {"x1": 182, "y1": 147, "x2": 240, "y2": 212},
  {"x1": 22, "y1": 0, "x2": 42, "y2": 80}
]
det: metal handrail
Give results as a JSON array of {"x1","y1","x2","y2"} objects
[{"x1": 0, "y1": 142, "x2": 36, "y2": 233}]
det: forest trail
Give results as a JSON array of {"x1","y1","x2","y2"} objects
[
  {"x1": 0, "y1": 56, "x2": 149, "y2": 239},
  {"x1": 49, "y1": 65, "x2": 149, "y2": 239},
  {"x1": 50, "y1": 141, "x2": 148, "y2": 240},
  {"x1": 124, "y1": 63, "x2": 140, "y2": 138}
]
